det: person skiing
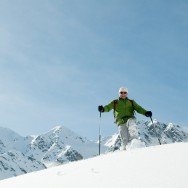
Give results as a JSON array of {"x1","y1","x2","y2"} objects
[{"x1": 98, "y1": 87, "x2": 152, "y2": 150}]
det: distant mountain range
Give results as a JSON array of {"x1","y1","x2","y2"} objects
[{"x1": 0, "y1": 120, "x2": 188, "y2": 180}]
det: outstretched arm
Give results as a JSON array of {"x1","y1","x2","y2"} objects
[
  {"x1": 104, "y1": 101, "x2": 114, "y2": 112},
  {"x1": 132, "y1": 100, "x2": 147, "y2": 115}
]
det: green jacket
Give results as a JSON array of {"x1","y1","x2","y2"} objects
[{"x1": 104, "y1": 97, "x2": 147, "y2": 125}]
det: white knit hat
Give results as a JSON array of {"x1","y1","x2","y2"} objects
[{"x1": 119, "y1": 87, "x2": 128, "y2": 93}]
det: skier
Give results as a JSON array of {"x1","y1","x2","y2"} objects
[{"x1": 98, "y1": 87, "x2": 152, "y2": 150}]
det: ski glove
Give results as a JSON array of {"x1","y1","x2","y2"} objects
[
  {"x1": 145, "y1": 111, "x2": 152, "y2": 117},
  {"x1": 98, "y1": 105, "x2": 104, "y2": 112}
]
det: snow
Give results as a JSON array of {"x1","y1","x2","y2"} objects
[
  {"x1": 126, "y1": 138, "x2": 146, "y2": 149},
  {"x1": 104, "y1": 134, "x2": 119, "y2": 147},
  {"x1": 0, "y1": 127, "x2": 28, "y2": 152},
  {"x1": 166, "y1": 123, "x2": 174, "y2": 130},
  {"x1": 0, "y1": 142, "x2": 187, "y2": 188},
  {"x1": 0, "y1": 150, "x2": 45, "y2": 180}
]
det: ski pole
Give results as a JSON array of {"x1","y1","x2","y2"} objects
[
  {"x1": 99, "y1": 111, "x2": 102, "y2": 155},
  {"x1": 150, "y1": 117, "x2": 161, "y2": 145}
]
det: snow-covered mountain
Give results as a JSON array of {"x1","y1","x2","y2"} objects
[
  {"x1": 0, "y1": 126, "x2": 104, "y2": 180},
  {"x1": 0, "y1": 142, "x2": 188, "y2": 188},
  {"x1": 0, "y1": 150, "x2": 45, "y2": 180},
  {"x1": 0, "y1": 120, "x2": 188, "y2": 181},
  {"x1": 25, "y1": 126, "x2": 103, "y2": 167},
  {"x1": 0, "y1": 127, "x2": 31, "y2": 154}
]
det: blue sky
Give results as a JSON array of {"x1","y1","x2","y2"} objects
[{"x1": 0, "y1": 0, "x2": 187, "y2": 139}]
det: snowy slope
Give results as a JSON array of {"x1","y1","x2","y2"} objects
[{"x1": 0, "y1": 142, "x2": 187, "y2": 188}]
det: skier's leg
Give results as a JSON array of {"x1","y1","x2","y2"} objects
[
  {"x1": 127, "y1": 118, "x2": 139, "y2": 141},
  {"x1": 118, "y1": 124, "x2": 129, "y2": 150}
]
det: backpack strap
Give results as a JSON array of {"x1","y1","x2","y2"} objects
[
  {"x1": 129, "y1": 99, "x2": 134, "y2": 109},
  {"x1": 113, "y1": 99, "x2": 118, "y2": 119},
  {"x1": 129, "y1": 99, "x2": 135, "y2": 116}
]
